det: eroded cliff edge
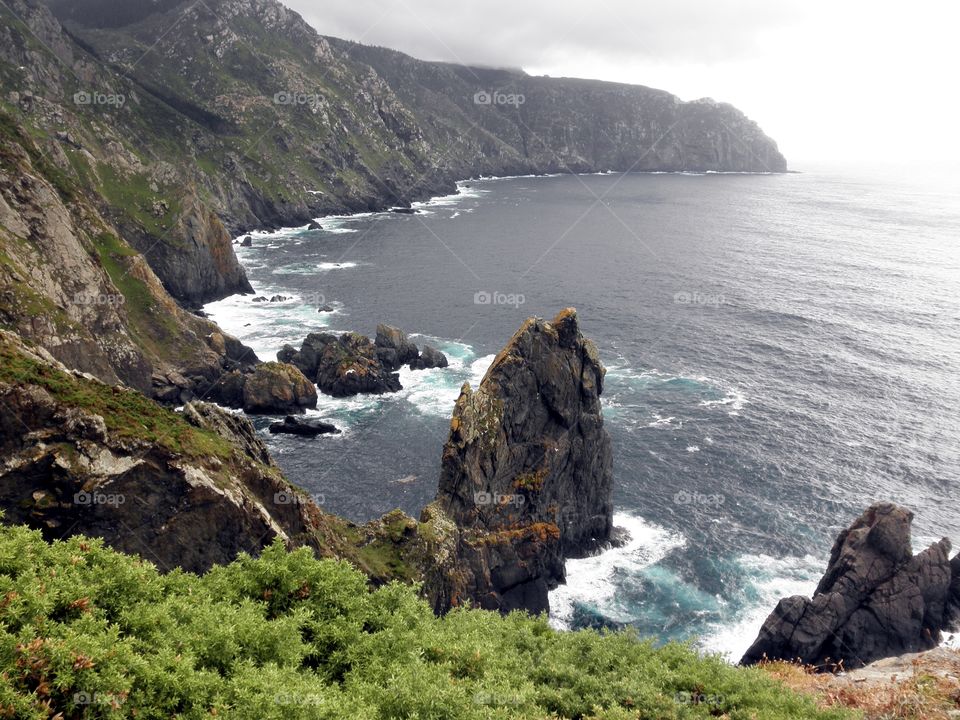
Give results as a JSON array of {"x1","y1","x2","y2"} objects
[{"x1": 2, "y1": 0, "x2": 785, "y2": 316}]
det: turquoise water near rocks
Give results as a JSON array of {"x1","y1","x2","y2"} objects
[{"x1": 206, "y1": 167, "x2": 960, "y2": 660}]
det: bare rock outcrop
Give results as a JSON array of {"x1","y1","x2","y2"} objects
[
  {"x1": 240, "y1": 361, "x2": 318, "y2": 414},
  {"x1": 375, "y1": 324, "x2": 420, "y2": 370},
  {"x1": 420, "y1": 308, "x2": 613, "y2": 614},
  {"x1": 742, "y1": 503, "x2": 960, "y2": 669}
]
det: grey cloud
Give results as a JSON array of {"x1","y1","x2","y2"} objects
[{"x1": 284, "y1": 0, "x2": 806, "y2": 71}]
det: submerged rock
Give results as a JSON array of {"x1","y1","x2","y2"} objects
[
  {"x1": 409, "y1": 344, "x2": 448, "y2": 370},
  {"x1": 421, "y1": 308, "x2": 613, "y2": 614},
  {"x1": 268, "y1": 415, "x2": 340, "y2": 437},
  {"x1": 741, "y1": 502, "x2": 960, "y2": 669}
]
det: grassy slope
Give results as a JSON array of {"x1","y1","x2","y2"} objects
[
  {"x1": 0, "y1": 524, "x2": 851, "y2": 720},
  {"x1": 0, "y1": 334, "x2": 229, "y2": 460}
]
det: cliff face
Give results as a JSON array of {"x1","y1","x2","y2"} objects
[
  {"x1": 0, "y1": 330, "x2": 392, "y2": 574},
  {"x1": 330, "y1": 42, "x2": 787, "y2": 176},
  {"x1": 3, "y1": 0, "x2": 784, "y2": 302},
  {"x1": 0, "y1": 114, "x2": 256, "y2": 396},
  {"x1": 421, "y1": 309, "x2": 614, "y2": 614},
  {"x1": 742, "y1": 503, "x2": 960, "y2": 669},
  {"x1": 0, "y1": 0, "x2": 786, "y2": 381}
]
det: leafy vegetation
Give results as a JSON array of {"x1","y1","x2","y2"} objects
[{"x1": 0, "y1": 524, "x2": 852, "y2": 719}]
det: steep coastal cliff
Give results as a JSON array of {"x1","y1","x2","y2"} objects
[{"x1": 1, "y1": 0, "x2": 784, "y2": 312}]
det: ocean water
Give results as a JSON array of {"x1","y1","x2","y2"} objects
[{"x1": 205, "y1": 167, "x2": 960, "y2": 660}]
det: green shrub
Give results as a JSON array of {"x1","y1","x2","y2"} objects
[{"x1": 0, "y1": 524, "x2": 852, "y2": 719}]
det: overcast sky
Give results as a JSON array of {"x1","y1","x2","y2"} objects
[{"x1": 283, "y1": 0, "x2": 959, "y2": 169}]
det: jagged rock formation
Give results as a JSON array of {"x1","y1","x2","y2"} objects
[
  {"x1": 0, "y1": 330, "x2": 416, "y2": 576},
  {"x1": 279, "y1": 326, "x2": 449, "y2": 397},
  {"x1": 375, "y1": 324, "x2": 420, "y2": 371},
  {"x1": 419, "y1": 308, "x2": 614, "y2": 614},
  {"x1": 132, "y1": 192, "x2": 254, "y2": 308},
  {"x1": 0, "y1": 332, "x2": 318, "y2": 571},
  {"x1": 411, "y1": 345, "x2": 449, "y2": 370},
  {"x1": 742, "y1": 503, "x2": 960, "y2": 669}
]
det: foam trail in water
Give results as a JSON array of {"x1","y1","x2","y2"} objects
[
  {"x1": 549, "y1": 513, "x2": 685, "y2": 630},
  {"x1": 697, "y1": 553, "x2": 822, "y2": 661}
]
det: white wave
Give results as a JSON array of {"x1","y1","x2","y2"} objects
[
  {"x1": 698, "y1": 553, "x2": 823, "y2": 662},
  {"x1": 316, "y1": 261, "x2": 358, "y2": 271},
  {"x1": 271, "y1": 261, "x2": 359, "y2": 275},
  {"x1": 686, "y1": 445, "x2": 701, "y2": 453},
  {"x1": 699, "y1": 388, "x2": 748, "y2": 411},
  {"x1": 549, "y1": 513, "x2": 686, "y2": 630},
  {"x1": 646, "y1": 414, "x2": 676, "y2": 428}
]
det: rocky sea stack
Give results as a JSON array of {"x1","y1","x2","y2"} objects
[
  {"x1": 419, "y1": 308, "x2": 614, "y2": 614},
  {"x1": 742, "y1": 502, "x2": 960, "y2": 669}
]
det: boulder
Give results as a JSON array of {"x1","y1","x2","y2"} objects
[
  {"x1": 206, "y1": 369, "x2": 247, "y2": 408},
  {"x1": 252, "y1": 296, "x2": 268, "y2": 302},
  {"x1": 306, "y1": 221, "x2": 322, "y2": 230},
  {"x1": 317, "y1": 304, "x2": 335, "y2": 313},
  {"x1": 277, "y1": 332, "x2": 338, "y2": 379},
  {"x1": 239, "y1": 235, "x2": 252, "y2": 247},
  {"x1": 316, "y1": 333, "x2": 402, "y2": 397},
  {"x1": 241, "y1": 362, "x2": 318, "y2": 414},
  {"x1": 741, "y1": 502, "x2": 960, "y2": 669},
  {"x1": 421, "y1": 308, "x2": 613, "y2": 614},
  {"x1": 375, "y1": 324, "x2": 419, "y2": 370},
  {"x1": 269, "y1": 295, "x2": 289, "y2": 302},
  {"x1": 269, "y1": 415, "x2": 340, "y2": 437},
  {"x1": 410, "y1": 344, "x2": 448, "y2": 370}
]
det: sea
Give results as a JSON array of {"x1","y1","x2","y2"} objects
[{"x1": 205, "y1": 165, "x2": 960, "y2": 661}]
